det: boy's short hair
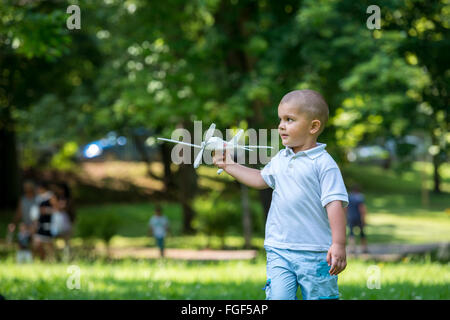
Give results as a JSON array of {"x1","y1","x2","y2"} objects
[{"x1": 280, "y1": 89, "x2": 329, "y2": 134}]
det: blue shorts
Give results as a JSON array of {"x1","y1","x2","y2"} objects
[
  {"x1": 263, "y1": 246, "x2": 339, "y2": 300},
  {"x1": 155, "y1": 237, "x2": 165, "y2": 250}
]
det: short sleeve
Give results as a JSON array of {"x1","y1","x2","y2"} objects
[
  {"x1": 260, "y1": 157, "x2": 276, "y2": 189},
  {"x1": 319, "y1": 167, "x2": 348, "y2": 208}
]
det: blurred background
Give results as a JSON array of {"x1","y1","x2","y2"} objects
[{"x1": 0, "y1": 0, "x2": 448, "y2": 300}]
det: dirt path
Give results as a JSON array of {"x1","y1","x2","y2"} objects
[
  {"x1": 108, "y1": 247, "x2": 258, "y2": 261},
  {"x1": 104, "y1": 242, "x2": 449, "y2": 261},
  {"x1": 347, "y1": 242, "x2": 449, "y2": 261}
]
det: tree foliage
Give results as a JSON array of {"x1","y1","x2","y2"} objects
[{"x1": 1, "y1": 0, "x2": 448, "y2": 212}]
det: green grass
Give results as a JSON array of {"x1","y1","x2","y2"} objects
[
  {"x1": 0, "y1": 256, "x2": 448, "y2": 300},
  {"x1": 363, "y1": 193, "x2": 450, "y2": 244},
  {"x1": 76, "y1": 202, "x2": 184, "y2": 237}
]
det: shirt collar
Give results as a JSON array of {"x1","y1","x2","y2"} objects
[{"x1": 283, "y1": 143, "x2": 327, "y2": 160}]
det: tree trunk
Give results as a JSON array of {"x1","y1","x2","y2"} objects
[
  {"x1": 431, "y1": 132, "x2": 442, "y2": 194},
  {"x1": 432, "y1": 153, "x2": 442, "y2": 194},
  {"x1": 0, "y1": 112, "x2": 20, "y2": 210},
  {"x1": 177, "y1": 163, "x2": 198, "y2": 234},
  {"x1": 161, "y1": 143, "x2": 176, "y2": 191},
  {"x1": 240, "y1": 183, "x2": 252, "y2": 249}
]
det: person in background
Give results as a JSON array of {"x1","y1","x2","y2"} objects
[
  {"x1": 32, "y1": 181, "x2": 56, "y2": 260},
  {"x1": 8, "y1": 180, "x2": 38, "y2": 242},
  {"x1": 346, "y1": 185, "x2": 368, "y2": 254},
  {"x1": 50, "y1": 183, "x2": 74, "y2": 261},
  {"x1": 148, "y1": 205, "x2": 169, "y2": 258},
  {"x1": 16, "y1": 223, "x2": 33, "y2": 263}
]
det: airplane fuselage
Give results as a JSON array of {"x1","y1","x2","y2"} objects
[{"x1": 204, "y1": 137, "x2": 233, "y2": 151}]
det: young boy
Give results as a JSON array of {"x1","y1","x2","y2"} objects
[{"x1": 213, "y1": 89, "x2": 348, "y2": 300}]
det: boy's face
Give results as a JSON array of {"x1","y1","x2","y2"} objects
[{"x1": 278, "y1": 102, "x2": 319, "y2": 150}]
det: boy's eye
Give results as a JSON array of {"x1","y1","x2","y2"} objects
[{"x1": 287, "y1": 118, "x2": 293, "y2": 122}]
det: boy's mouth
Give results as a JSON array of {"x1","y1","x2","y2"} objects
[{"x1": 280, "y1": 134, "x2": 288, "y2": 139}]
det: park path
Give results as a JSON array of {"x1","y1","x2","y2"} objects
[
  {"x1": 108, "y1": 247, "x2": 258, "y2": 261},
  {"x1": 348, "y1": 242, "x2": 449, "y2": 261},
  {"x1": 106, "y1": 242, "x2": 449, "y2": 261}
]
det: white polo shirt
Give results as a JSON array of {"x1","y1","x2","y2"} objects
[{"x1": 261, "y1": 143, "x2": 348, "y2": 251}]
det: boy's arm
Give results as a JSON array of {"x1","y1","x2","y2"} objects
[
  {"x1": 326, "y1": 200, "x2": 347, "y2": 275},
  {"x1": 213, "y1": 148, "x2": 269, "y2": 190}
]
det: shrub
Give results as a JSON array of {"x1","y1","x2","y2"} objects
[
  {"x1": 193, "y1": 191, "x2": 241, "y2": 248},
  {"x1": 96, "y1": 214, "x2": 121, "y2": 249}
]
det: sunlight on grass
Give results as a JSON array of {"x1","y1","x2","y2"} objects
[{"x1": 1, "y1": 258, "x2": 448, "y2": 300}]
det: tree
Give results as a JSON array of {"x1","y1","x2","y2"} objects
[
  {"x1": 0, "y1": 1, "x2": 71, "y2": 209},
  {"x1": 383, "y1": 0, "x2": 449, "y2": 193}
]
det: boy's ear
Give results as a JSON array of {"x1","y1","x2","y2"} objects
[{"x1": 310, "y1": 119, "x2": 321, "y2": 134}]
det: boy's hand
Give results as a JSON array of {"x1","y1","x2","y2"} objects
[
  {"x1": 212, "y1": 146, "x2": 268, "y2": 189},
  {"x1": 212, "y1": 145, "x2": 234, "y2": 171},
  {"x1": 327, "y1": 243, "x2": 347, "y2": 275}
]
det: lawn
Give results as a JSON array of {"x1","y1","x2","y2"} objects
[{"x1": 0, "y1": 256, "x2": 448, "y2": 300}]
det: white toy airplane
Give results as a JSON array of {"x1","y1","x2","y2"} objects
[{"x1": 157, "y1": 123, "x2": 273, "y2": 174}]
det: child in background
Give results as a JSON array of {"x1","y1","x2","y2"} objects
[
  {"x1": 16, "y1": 223, "x2": 33, "y2": 263},
  {"x1": 148, "y1": 205, "x2": 169, "y2": 258}
]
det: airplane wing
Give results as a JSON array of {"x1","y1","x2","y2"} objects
[
  {"x1": 236, "y1": 145, "x2": 254, "y2": 152},
  {"x1": 246, "y1": 145, "x2": 273, "y2": 149},
  {"x1": 157, "y1": 137, "x2": 203, "y2": 149}
]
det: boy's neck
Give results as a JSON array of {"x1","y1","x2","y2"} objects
[{"x1": 291, "y1": 139, "x2": 318, "y2": 153}]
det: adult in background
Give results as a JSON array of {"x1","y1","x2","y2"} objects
[
  {"x1": 50, "y1": 182, "x2": 75, "y2": 260},
  {"x1": 33, "y1": 181, "x2": 57, "y2": 260},
  {"x1": 346, "y1": 185, "x2": 368, "y2": 254},
  {"x1": 7, "y1": 180, "x2": 38, "y2": 241}
]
